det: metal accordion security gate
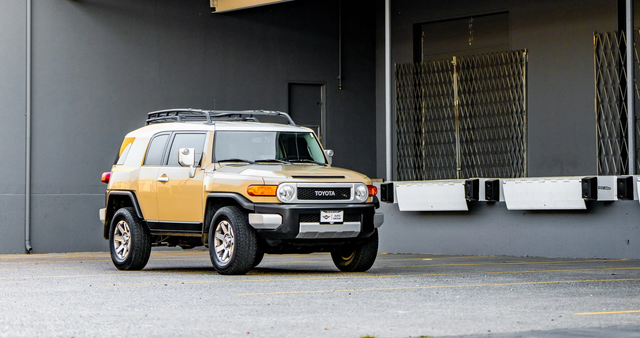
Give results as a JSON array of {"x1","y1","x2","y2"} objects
[
  {"x1": 395, "y1": 50, "x2": 528, "y2": 181},
  {"x1": 594, "y1": 30, "x2": 640, "y2": 175}
]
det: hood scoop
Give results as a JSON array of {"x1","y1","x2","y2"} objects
[{"x1": 291, "y1": 175, "x2": 346, "y2": 179}]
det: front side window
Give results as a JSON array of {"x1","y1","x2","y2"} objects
[
  {"x1": 213, "y1": 131, "x2": 326, "y2": 164},
  {"x1": 144, "y1": 134, "x2": 169, "y2": 166},
  {"x1": 166, "y1": 133, "x2": 206, "y2": 166}
]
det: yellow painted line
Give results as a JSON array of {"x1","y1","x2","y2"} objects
[
  {"x1": 0, "y1": 266, "x2": 83, "y2": 272},
  {"x1": 0, "y1": 259, "x2": 112, "y2": 265},
  {"x1": 237, "y1": 278, "x2": 640, "y2": 296},
  {"x1": 0, "y1": 273, "x2": 131, "y2": 280},
  {"x1": 372, "y1": 255, "x2": 492, "y2": 262},
  {"x1": 95, "y1": 266, "x2": 640, "y2": 287},
  {"x1": 223, "y1": 258, "x2": 628, "y2": 267},
  {"x1": 574, "y1": 310, "x2": 640, "y2": 315},
  {"x1": 0, "y1": 257, "x2": 213, "y2": 265},
  {"x1": 392, "y1": 259, "x2": 627, "y2": 269},
  {"x1": 263, "y1": 255, "x2": 489, "y2": 265}
]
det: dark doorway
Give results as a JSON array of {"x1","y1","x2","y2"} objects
[{"x1": 288, "y1": 83, "x2": 326, "y2": 145}]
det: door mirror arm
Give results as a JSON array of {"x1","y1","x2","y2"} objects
[
  {"x1": 178, "y1": 148, "x2": 197, "y2": 178},
  {"x1": 324, "y1": 149, "x2": 334, "y2": 165}
]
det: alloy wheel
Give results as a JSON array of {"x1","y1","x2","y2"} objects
[
  {"x1": 214, "y1": 220, "x2": 235, "y2": 265},
  {"x1": 113, "y1": 220, "x2": 131, "y2": 261}
]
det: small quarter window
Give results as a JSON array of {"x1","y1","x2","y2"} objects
[
  {"x1": 116, "y1": 143, "x2": 132, "y2": 165},
  {"x1": 114, "y1": 137, "x2": 135, "y2": 165},
  {"x1": 144, "y1": 134, "x2": 169, "y2": 166}
]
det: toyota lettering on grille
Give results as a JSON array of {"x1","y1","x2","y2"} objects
[{"x1": 315, "y1": 190, "x2": 336, "y2": 197}]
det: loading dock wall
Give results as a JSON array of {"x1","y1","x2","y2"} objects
[
  {"x1": 379, "y1": 200, "x2": 640, "y2": 259},
  {"x1": 376, "y1": 0, "x2": 618, "y2": 178},
  {"x1": 374, "y1": 0, "x2": 640, "y2": 258},
  {"x1": 0, "y1": 0, "x2": 376, "y2": 254}
]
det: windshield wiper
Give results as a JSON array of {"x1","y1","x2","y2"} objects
[
  {"x1": 217, "y1": 158, "x2": 255, "y2": 164},
  {"x1": 289, "y1": 159, "x2": 327, "y2": 166},
  {"x1": 255, "y1": 159, "x2": 292, "y2": 164}
]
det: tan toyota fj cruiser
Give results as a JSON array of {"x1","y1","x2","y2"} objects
[{"x1": 99, "y1": 109, "x2": 384, "y2": 275}]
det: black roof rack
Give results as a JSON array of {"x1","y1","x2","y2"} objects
[{"x1": 145, "y1": 108, "x2": 296, "y2": 126}]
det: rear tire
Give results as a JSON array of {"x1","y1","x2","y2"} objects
[
  {"x1": 109, "y1": 207, "x2": 151, "y2": 270},
  {"x1": 331, "y1": 230, "x2": 378, "y2": 272},
  {"x1": 209, "y1": 206, "x2": 257, "y2": 275}
]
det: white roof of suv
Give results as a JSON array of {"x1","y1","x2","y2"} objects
[{"x1": 127, "y1": 121, "x2": 313, "y2": 139}]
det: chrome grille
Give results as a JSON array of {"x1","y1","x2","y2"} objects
[{"x1": 297, "y1": 187, "x2": 351, "y2": 201}]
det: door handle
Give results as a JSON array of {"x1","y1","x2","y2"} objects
[{"x1": 157, "y1": 175, "x2": 169, "y2": 183}]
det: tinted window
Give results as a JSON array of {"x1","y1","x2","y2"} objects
[
  {"x1": 167, "y1": 133, "x2": 206, "y2": 166},
  {"x1": 144, "y1": 134, "x2": 169, "y2": 166}
]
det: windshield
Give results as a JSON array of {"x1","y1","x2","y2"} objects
[{"x1": 213, "y1": 131, "x2": 327, "y2": 164}]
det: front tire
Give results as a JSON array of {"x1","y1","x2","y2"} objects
[
  {"x1": 209, "y1": 206, "x2": 258, "y2": 275},
  {"x1": 331, "y1": 230, "x2": 379, "y2": 272},
  {"x1": 109, "y1": 207, "x2": 151, "y2": 270}
]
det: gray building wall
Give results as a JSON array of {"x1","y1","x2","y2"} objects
[
  {"x1": 0, "y1": 0, "x2": 376, "y2": 254},
  {"x1": 0, "y1": 1, "x2": 27, "y2": 254},
  {"x1": 375, "y1": 0, "x2": 640, "y2": 259}
]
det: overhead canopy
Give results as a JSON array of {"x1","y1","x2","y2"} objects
[{"x1": 210, "y1": 0, "x2": 294, "y2": 13}]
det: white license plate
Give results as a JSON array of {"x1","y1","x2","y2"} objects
[{"x1": 320, "y1": 210, "x2": 344, "y2": 224}]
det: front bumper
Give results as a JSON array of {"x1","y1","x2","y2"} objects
[{"x1": 250, "y1": 203, "x2": 381, "y2": 240}]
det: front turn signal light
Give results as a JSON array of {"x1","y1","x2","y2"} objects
[
  {"x1": 247, "y1": 185, "x2": 278, "y2": 196},
  {"x1": 101, "y1": 172, "x2": 111, "y2": 184},
  {"x1": 367, "y1": 185, "x2": 378, "y2": 197}
]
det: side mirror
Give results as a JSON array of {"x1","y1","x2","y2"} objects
[
  {"x1": 324, "y1": 149, "x2": 334, "y2": 165},
  {"x1": 178, "y1": 148, "x2": 197, "y2": 178}
]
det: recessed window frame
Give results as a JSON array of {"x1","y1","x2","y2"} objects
[{"x1": 143, "y1": 133, "x2": 171, "y2": 166}]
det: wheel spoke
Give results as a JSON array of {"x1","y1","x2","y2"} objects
[
  {"x1": 222, "y1": 250, "x2": 230, "y2": 261},
  {"x1": 215, "y1": 233, "x2": 225, "y2": 241}
]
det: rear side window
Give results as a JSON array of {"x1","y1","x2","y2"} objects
[
  {"x1": 144, "y1": 134, "x2": 169, "y2": 166},
  {"x1": 166, "y1": 133, "x2": 206, "y2": 166}
]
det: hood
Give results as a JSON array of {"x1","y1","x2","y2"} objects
[{"x1": 211, "y1": 163, "x2": 370, "y2": 183}]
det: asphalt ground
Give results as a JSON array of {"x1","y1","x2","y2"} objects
[{"x1": 0, "y1": 251, "x2": 639, "y2": 338}]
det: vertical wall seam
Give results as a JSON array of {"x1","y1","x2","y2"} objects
[
  {"x1": 338, "y1": 0, "x2": 342, "y2": 90},
  {"x1": 25, "y1": 0, "x2": 33, "y2": 253},
  {"x1": 385, "y1": 0, "x2": 392, "y2": 181}
]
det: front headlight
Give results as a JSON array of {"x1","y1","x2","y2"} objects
[
  {"x1": 354, "y1": 183, "x2": 369, "y2": 202},
  {"x1": 277, "y1": 184, "x2": 296, "y2": 202}
]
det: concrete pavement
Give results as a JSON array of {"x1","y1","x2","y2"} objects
[{"x1": 0, "y1": 250, "x2": 639, "y2": 337}]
